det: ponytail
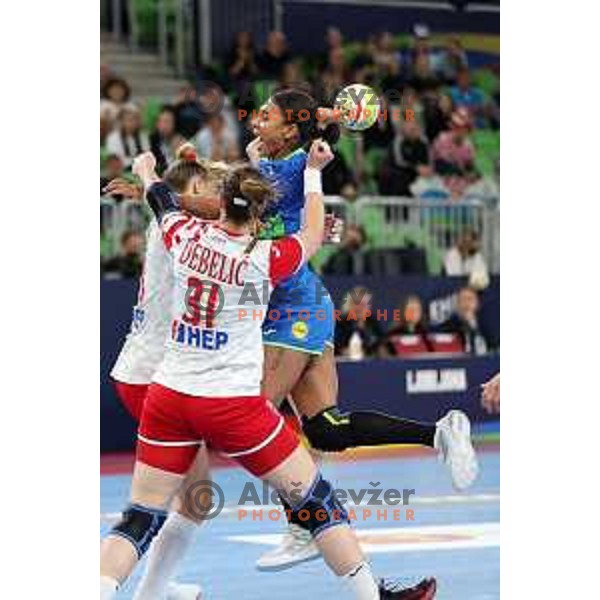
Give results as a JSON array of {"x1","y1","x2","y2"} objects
[
  {"x1": 222, "y1": 165, "x2": 275, "y2": 228},
  {"x1": 163, "y1": 143, "x2": 208, "y2": 193}
]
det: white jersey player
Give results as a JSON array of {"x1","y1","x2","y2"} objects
[
  {"x1": 104, "y1": 150, "x2": 222, "y2": 600},
  {"x1": 100, "y1": 147, "x2": 437, "y2": 600}
]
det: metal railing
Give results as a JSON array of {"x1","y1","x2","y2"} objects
[
  {"x1": 101, "y1": 0, "x2": 192, "y2": 76},
  {"x1": 352, "y1": 196, "x2": 499, "y2": 274},
  {"x1": 100, "y1": 194, "x2": 499, "y2": 273},
  {"x1": 101, "y1": 197, "x2": 150, "y2": 258}
]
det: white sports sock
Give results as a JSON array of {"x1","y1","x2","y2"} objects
[
  {"x1": 344, "y1": 562, "x2": 380, "y2": 600},
  {"x1": 132, "y1": 512, "x2": 199, "y2": 600},
  {"x1": 100, "y1": 575, "x2": 118, "y2": 600}
]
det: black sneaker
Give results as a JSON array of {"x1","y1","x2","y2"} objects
[{"x1": 379, "y1": 577, "x2": 437, "y2": 599}]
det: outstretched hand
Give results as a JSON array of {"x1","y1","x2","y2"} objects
[
  {"x1": 132, "y1": 152, "x2": 158, "y2": 187},
  {"x1": 102, "y1": 178, "x2": 143, "y2": 200}
]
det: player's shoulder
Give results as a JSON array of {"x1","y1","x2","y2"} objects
[{"x1": 260, "y1": 148, "x2": 307, "y2": 170}]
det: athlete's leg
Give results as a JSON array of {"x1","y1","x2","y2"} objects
[
  {"x1": 132, "y1": 447, "x2": 211, "y2": 600},
  {"x1": 256, "y1": 345, "x2": 326, "y2": 571},
  {"x1": 292, "y1": 346, "x2": 437, "y2": 451},
  {"x1": 112, "y1": 381, "x2": 207, "y2": 599},
  {"x1": 294, "y1": 346, "x2": 477, "y2": 489},
  {"x1": 100, "y1": 462, "x2": 184, "y2": 598},
  {"x1": 259, "y1": 344, "x2": 475, "y2": 574},
  {"x1": 246, "y1": 420, "x2": 435, "y2": 600},
  {"x1": 261, "y1": 344, "x2": 311, "y2": 404},
  {"x1": 101, "y1": 383, "x2": 204, "y2": 599}
]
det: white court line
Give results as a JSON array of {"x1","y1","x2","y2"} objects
[
  {"x1": 100, "y1": 492, "x2": 499, "y2": 524},
  {"x1": 228, "y1": 522, "x2": 500, "y2": 554}
]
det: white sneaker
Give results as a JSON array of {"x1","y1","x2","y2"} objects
[
  {"x1": 434, "y1": 410, "x2": 479, "y2": 491},
  {"x1": 255, "y1": 524, "x2": 321, "y2": 571},
  {"x1": 166, "y1": 582, "x2": 203, "y2": 600}
]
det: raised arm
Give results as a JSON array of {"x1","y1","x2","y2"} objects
[
  {"x1": 132, "y1": 152, "x2": 180, "y2": 222},
  {"x1": 296, "y1": 140, "x2": 334, "y2": 259}
]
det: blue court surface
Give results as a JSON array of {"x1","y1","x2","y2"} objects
[{"x1": 101, "y1": 445, "x2": 500, "y2": 599}]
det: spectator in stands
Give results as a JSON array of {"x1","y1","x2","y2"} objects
[
  {"x1": 100, "y1": 109, "x2": 114, "y2": 149},
  {"x1": 439, "y1": 37, "x2": 468, "y2": 84},
  {"x1": 391, "y1": 295, "x2": 429, "y2": 336},
  {"x1": 423, "y1": 92, "x2": 454, "y2": 142},
  {"x1": 349, "y1": 36, "x2": 377, "y2": 81},
  {"x1": 317, "y1": 26, "x2": 345, "y2": 73},
  {"x1": 408, "y1": 53, "x2": 440, "y2": 95},
  {"x1": 258, "y1": 31, "x2": 291, "y2": 79},
  {"x1": 195, "y1": 113, "x2": 239, "y2": 162},
  {"x1": 198, "y1": 81, "x2": 241, "y2": 146},
  {"x1": 226, "y1": 31, "x2": 259, "y2": 92},
  {"x1": 439, "y1": 286, "x2": 492, "y2": 355},
  {"x1": 334, "y1": 287, "x2": 386, "y2": 359},
  {"x1": 326, "y1": 26, "x2": 344, "y2": 55},
  {"x1": 101, "y1": 76, "x2": 131, "y2": 104},
  {"x1": 174, "y1": 84, "x2": 206, "y2": 139},
  {"x1": 406, "y1": 23, "x2": 435, "y2": 73},
  {"x1": 105, "y1": 103, "x2": 150, "y2": 168},
  {"x1": 379, "y1": 119, "x2": 431, "y2": 197},
  {"x1": 443, "y1": 229, "x2": 490, "y2": 289},
  {"x1": 400, "y1": 87, "x2": 425, "y2": 131},
  {"x1": 448, "y1": 68, "x2": 487, "y2": 128},
  {"x1": 322, "y1": 149, "x2": 358, "y2": 200},
  {"x1": 431, "y1": 108, "x2": 478, "y2": 196},
  {"x1": 363, "y1": 98, "x2": 395, "y2": 151},
  {"x1": 277, "y1": 60, "x2": 310, "y2": 93},
  {"x1": 383, "y1": 295, "x2": 431, "y2": 356},
  {"x1": 101, "y1": 230, "x2": 144, "y2": 279},
  {"x1": 100, "y1": 154, "x2": 125, "y2": 196},
  {"x1": 150, "y1": 105, "x2": 184, "y2": 174},
  {"x1": 322, "y1": 224, "x2": 367, "y2": 275},
  {"x1": 372, "y1": 31, "x2": 401, "y2": 76},
  {"x1": 317, "y1": 48, "x2": 352, "y2": 105},
  {"x1": 101, "y1": 76, "x2": 131, "y2": 112}
]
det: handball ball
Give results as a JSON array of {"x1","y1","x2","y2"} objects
[{"x1": 334, "y1": 84, "x2": 381, "y2": 131}]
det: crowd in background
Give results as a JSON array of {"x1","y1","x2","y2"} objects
[
  {"x1": 101, "y1": 23, "x2": 499, "y2": 201},
  {"x1": 335, "y1": 284, "x2": 496, "y2": 359},
  {"x1": 100, "y1": 24, "x2": 499, "y2": 355}
]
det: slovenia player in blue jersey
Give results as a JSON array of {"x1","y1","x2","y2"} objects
[{"x1": 247, "y1": 89, "x2": 479, "y2": 573}]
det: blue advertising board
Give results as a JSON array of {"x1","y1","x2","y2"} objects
[{"x1": 101, "y1": 276, "x2": 499, "y2": 452}]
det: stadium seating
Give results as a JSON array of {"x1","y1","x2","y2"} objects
[{"x1": 390, "y1": 334, "x2": 430, "y2": 356}]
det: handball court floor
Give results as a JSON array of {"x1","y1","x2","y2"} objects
[{"x1": 101, "y1": 426, "x2": 500, "y2": 600}]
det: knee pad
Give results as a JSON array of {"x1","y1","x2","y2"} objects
[
  {"x1": 110, "y1": 503, "x2": 168, "y2": 558},
  {"x1": 290, "y1": 474, "x2": 350, "y2": 537},
  {"x1": 302, "y1": 408, "x2": 353, "y2": 452}
]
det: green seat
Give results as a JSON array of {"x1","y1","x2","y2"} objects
[
  {"x1": 363, "y1": 147, "x2": 386, "y2": 187},
  {"x1": 472, "y1": 68, "x2": 499, "y2": 99},
  {"x1": 143, "y1": 96, "x2": 163, "y2": 131},
  {"x1": 252, "y1": 80, "x2": 277, "y2": 110},
  {"x1": 336, "y1": 131, "x2": 359, "y2": 170},
  {"x1": 472, "y1": 129, "x2": 500, "y2": 179},
  {"x1": 359, "y1": 206, "x2": 444, "y2": 274},
  {"x1": 100, "y1": 147, "x2": 109, "y2": 171}
]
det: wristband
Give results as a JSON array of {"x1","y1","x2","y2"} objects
[{"x1": 304, "y1": 168, "x2": 323, "y2": 195}]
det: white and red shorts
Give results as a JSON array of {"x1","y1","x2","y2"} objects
[
  {"x1": 113, "y1": 380, "x2": 149, "y2": 421},
  {"x1": 137, "y1": 383, "x2": 300, "y2": 477}
]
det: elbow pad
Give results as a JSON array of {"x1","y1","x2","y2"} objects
[{"x1": 146, "y1": 181, "x2": 180, "y2": 221}]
